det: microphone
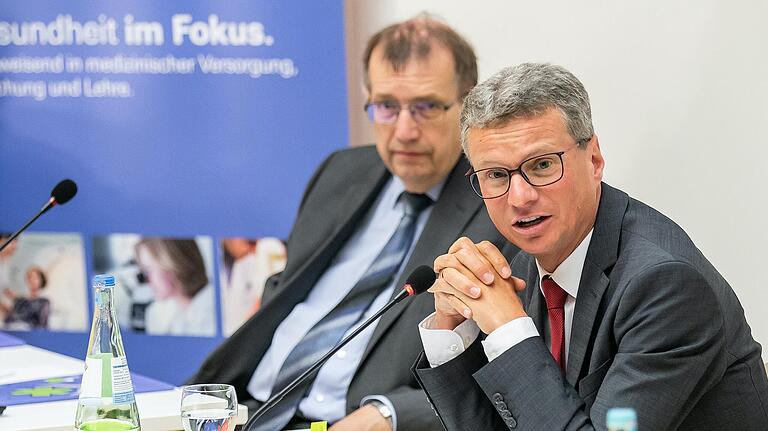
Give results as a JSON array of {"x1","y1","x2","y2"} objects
[
  {"x1": 0, "y1": 179, "x2": 78, "y2": 253},
  {"x1": 47, "y1": 179, "x2": 78, "y2": 211},
  {"x1": 243, "y1": 265, "x2": 436, "y2": 429}
]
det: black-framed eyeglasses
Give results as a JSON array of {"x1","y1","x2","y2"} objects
[
  {"x1": 364, "y1": 100, "x2": 453, "y2": 125},
  {"x1": 465, "y1": 139, "x2": 590, "y2": 199}
]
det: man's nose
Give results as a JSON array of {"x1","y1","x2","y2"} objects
[
  {"x1": 506, "y1": 174, "x2": 538, "y2": 207},
  {"x1": 393, "y1": 108, "x2": 421, "y2": 142}
]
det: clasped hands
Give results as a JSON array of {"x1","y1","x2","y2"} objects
[{"x1": 430, "y1": 237, "x2": 527, "y2": 334}]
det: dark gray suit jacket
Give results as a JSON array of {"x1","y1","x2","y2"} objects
[
  {"x1": 190, "y1": 146, "x2": 517, "y2": 430},
  {"x1": 416, "y1": 183, "x2": 768, "y2": 430}
]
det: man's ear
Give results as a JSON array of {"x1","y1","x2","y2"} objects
[{"x1": 590, "y1": 135, "x2": 605, "y2": 181}]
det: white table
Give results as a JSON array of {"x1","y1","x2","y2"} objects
[{"x1": 0, "y1": 344, "x2": 248, "y2": 431}]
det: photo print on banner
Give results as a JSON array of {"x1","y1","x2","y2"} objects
[
  {"x1": 0, "y1": 232, "x2": 87, "y2": 332},
  {"x1": 92, "y1": 234, "x2": 215, "y2": 337},
  {"x1": 219, "y1": 237, "x2": 286, "y2": 336}
]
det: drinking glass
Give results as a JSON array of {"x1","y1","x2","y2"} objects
[{"x1": 180, "y1": 384, "x2": 237, "y2": 431}]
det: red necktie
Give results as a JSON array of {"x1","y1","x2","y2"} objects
[{"x1": 542, "y1": 275, "x2": 568, "y2": 373}]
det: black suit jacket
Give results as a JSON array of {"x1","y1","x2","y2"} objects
[
  {"x1": 191, "y1": 146, "x2": 517, "y2": 430},
  {"x1": 416, "y1": 183, "x2": 768, "y2": 430}
]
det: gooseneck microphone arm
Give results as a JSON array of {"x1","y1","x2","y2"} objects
[
  {"x1": 0, "y1": 206, "x2": 50, "y2": 253},
  {"x1": 249, "y1": 289, "x2": 406, "y2": 424},
  {"x1": 243, "y1": 265, "x2": 436, "y2": 430},
  {"x1": 0, "y1": 179, "x2": 78, "y2": 253}
]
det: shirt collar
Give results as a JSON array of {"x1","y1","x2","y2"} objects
[
  {"x1": 388, "y1": 175, "x2": 446, "y2": 210},
  {"x1": 535, "y1": 229, "x2": 594, "y2": 299}
]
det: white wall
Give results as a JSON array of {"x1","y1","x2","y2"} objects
[{"x1": 345, "y1": 0, "x2": 768, "y2": 354}]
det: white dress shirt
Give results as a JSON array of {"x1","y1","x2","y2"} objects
[
  {"x1": 419, "y1": 230, "x2": 593, "y2": 367},
  {"x1": 248, "y1": 176, "x2": 445, "y2": 427}
]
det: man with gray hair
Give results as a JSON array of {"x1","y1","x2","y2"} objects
[{"x1": 415, "y1": 63, "x2": 768, "y2": 430}]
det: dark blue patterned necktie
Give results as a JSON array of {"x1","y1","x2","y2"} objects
[{"x1": 247, "y1": 191, "x2": 433, "y2": 431}]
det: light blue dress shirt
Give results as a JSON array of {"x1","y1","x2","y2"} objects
[{"x1": 247, "y1": 175, "x2": 445, "y2": 427}]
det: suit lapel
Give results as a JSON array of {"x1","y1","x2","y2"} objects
[
  {"x1": 528, "y1": 278, "x2": 547, "y2": 335},
  {"x1": 565, "y1": 257, "x2": 610, "y2": 384},
  {"x1": 267, "y1": 154, "x2": 390, "y2": 306},
  {"x1": 360, "y1": 157, "x2": 484, "y2": 361},
  {"x1": 513, "y1": 253, "x2": 547, "y2": 334},
  {"x1": 566, "y1": 183, "x2": 628, "y2": 385}
]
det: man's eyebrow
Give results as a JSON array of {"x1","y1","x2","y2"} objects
[
  {"x1": 370, "y1": 93, "x2": 447, "y2": 103},
  {"x1": 410, "y1": 94, "x2": 445, "y2": 102},
  {"x1": 472, "y1": 145, "x2": 555, "y2": 170},
  {"x1": 370, "y1": 93, "x2": 396, "y2": 101}
]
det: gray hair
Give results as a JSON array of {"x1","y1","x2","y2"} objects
[{"x1": 460, "y1": 63, "x2": 594, "y2": 155}]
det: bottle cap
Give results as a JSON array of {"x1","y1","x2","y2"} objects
[
  {"x1": 607, "y1": 407, "x2": 637, "y2": 425},
  {"x1": 92, "y1": 274, "x2": 116, "y2": 288}
]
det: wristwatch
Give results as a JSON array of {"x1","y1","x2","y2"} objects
[{"x1": 367, "y1": 400, "x2": 394, "y2": 427}]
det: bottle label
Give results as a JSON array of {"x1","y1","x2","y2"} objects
[
  {"x1": 80, "y1": 354, "x2": 111, "y2": 399},
  {"x1": 111, "y1": 356, "x2": 135, "y2": 404},
  {"x1": 79, "y1": 354, "x2": 135, "y2": 404}
]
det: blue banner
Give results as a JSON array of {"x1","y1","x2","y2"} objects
[{"x1": 1, "y1": 1, "x2": 348, "y2": 384}]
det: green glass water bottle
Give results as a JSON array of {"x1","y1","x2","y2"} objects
[{"x1": 75, "y1": 274, "x2": 141, "y2": 431}]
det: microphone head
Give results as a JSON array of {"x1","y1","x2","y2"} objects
[
  {"x1": 51, "y1": 179, "x2": 77, "y2": 205},
  {"x1": 404, "y1": 265, "x2": 437, "y2": 296}
]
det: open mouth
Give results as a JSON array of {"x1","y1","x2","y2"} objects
[{"x1": 515, "y1": 216, "x2": 548, "y2": 228}]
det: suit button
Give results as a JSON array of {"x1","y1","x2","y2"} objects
[
  {"x1": 505, "y1": 417, "x2": 517, "y2": 428},
  {"x1": 493, "y1": 393, "x2": 503, "y2": 403}
]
